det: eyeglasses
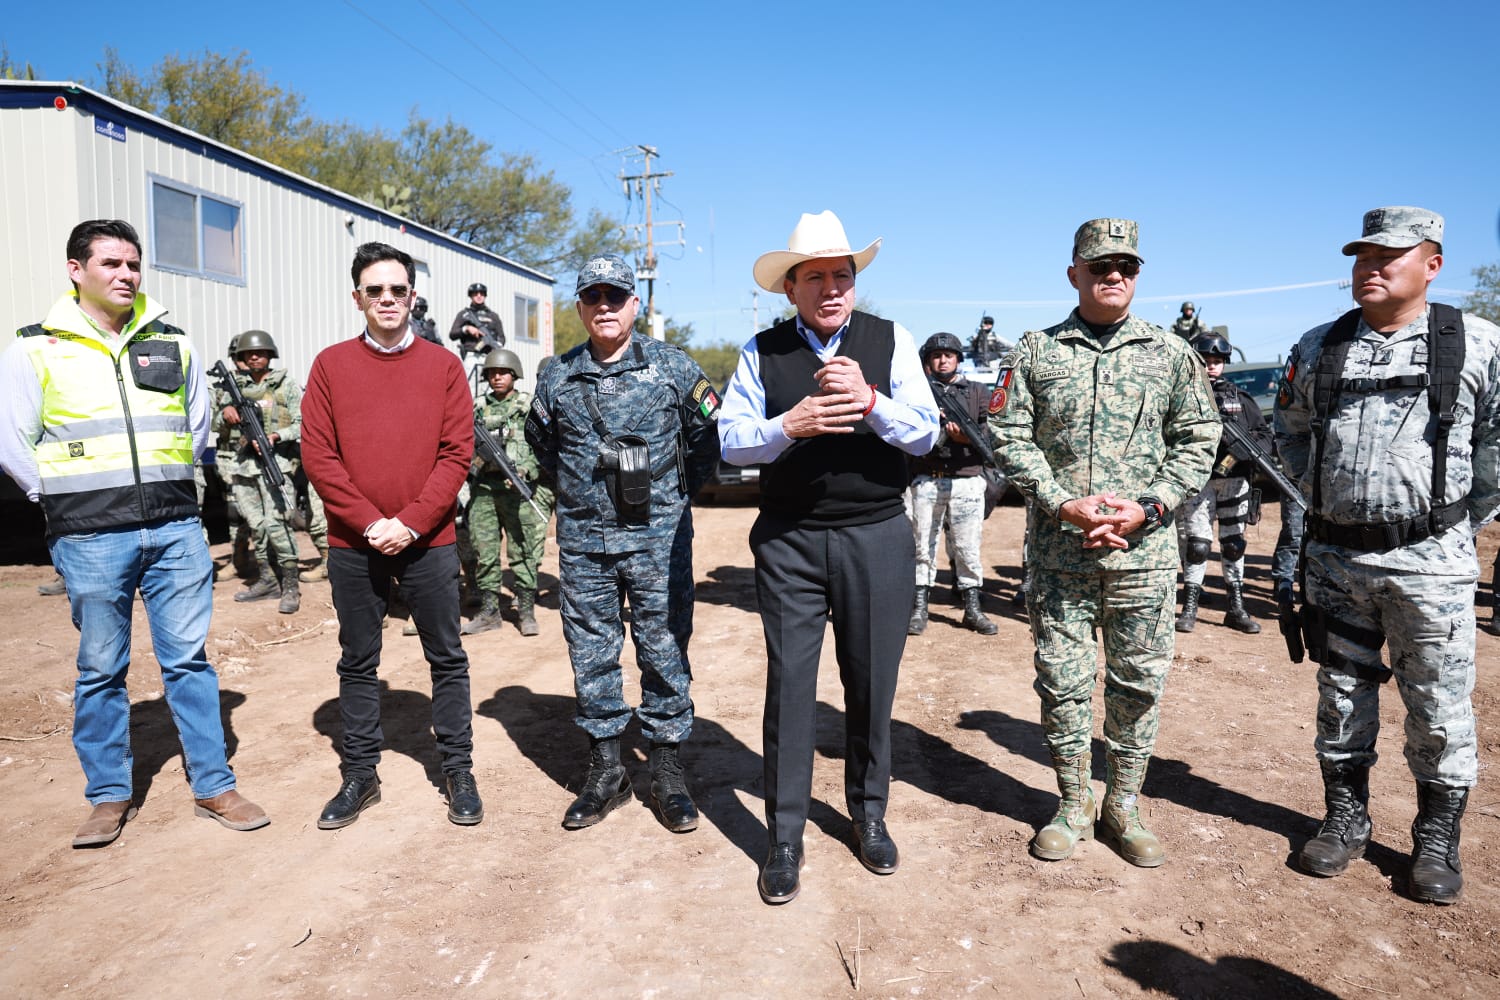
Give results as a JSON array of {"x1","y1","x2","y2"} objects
[
  {"x1": 1085, "y1": 258, "x2": 1141, "y2": 277},
  {"x1": 361, "y1": 284, "x2": 411, "y2": 300},
  {"x1": 579, "y1": 285, "x2": 632, "y2": 308}
]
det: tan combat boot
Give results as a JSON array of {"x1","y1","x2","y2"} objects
[
  {"x1": 1099, "y1": 752, "x2": 1165, "y2": 867},
  {"x1": 1030, "y1": 753, "x2": 1095, "y2": 861},
  {"x1": 300, "y1": 541, "x2": 329, "y2": 582}
]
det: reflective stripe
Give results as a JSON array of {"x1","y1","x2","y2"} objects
[
  {"x1": 39, "y1": 462, "x2": 194, "y2": 494},
  {"x1": 40, "y1": 414, "x2": 190, "y2": 443}
]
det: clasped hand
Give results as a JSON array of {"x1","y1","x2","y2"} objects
[
  {"x1": 781, "y1": 356, "x2": 873, "y2": 439},
  {"x1": 1058, "y1": 492, "x2": 1146, "y2": 550}
]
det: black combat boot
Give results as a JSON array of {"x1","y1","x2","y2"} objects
[
  {"x1": 1480, "y1": 587, "x2": 1500, "y2": 637},
  {"x1": 1299, "y1": 763, "x2": 1372, "y2": 877},
  {"x1": 562, "y1": 737, "x2": 632, "y2": 829},
  {"x1": 961, "y1": 588, "x2": 998, "y2": 635},
  {"x1": 277, "y1": 569, "x2": 300, "y2": 614},
  {"x1": 648, "y1": 742, "x2": 698, "y2": 833},
  {"x1": 1174, "y1": 584, "x2": 1201, "y2": 633},
  {"x1": 907, "y1": 586, "x2": 930, "y2": 636},
  {"x1": 1224, "y1": 582, "x2": 1260, "y2": 634},
  {"x1": 461, "y1": 593, "x2": 503, "y2": 635},
  {"x1": 1409, "y1": 781, "x2": 1468, "y2": 904},
  {"x1": 235, "y1": 566, "x2": 280, "y2": 603}
]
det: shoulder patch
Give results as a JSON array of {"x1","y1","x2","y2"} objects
[
  {"x1": 528, "y1": 396, "x2": 550, "y2": 427},
  {"x1": 689, "y1": 377, "x2": 720, "y2": 419},
  {"x1": 1276, "y1": 346, "x2": 1299, "y2": 410},
  {"x1": 988, "y1": 386, "x2": 1008, "y2": 414}
]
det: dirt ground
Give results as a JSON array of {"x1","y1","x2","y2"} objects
[{"x1": 2, "y1": 500, "x2": 1498, "y2": 999}]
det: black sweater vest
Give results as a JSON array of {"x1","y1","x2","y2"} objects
[{"x1": 757, "y1": 312, "x2": 907, "y2": 526}]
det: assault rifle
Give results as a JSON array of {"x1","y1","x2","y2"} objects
[
  {"x1": 459, "y1": 309, "x2": 505, "y2": 354},
  {"x1": 1221, "y1": 420, "x2": 1306, "y2": 513},
  {"x1": 929, "y1": 378, "x2": 1005, "y2": 493},
  {"x1": 473, "y1": 415, "x2": 545, "y2": 520},
  {"x1": 209, "y1": 360, "x2": 292, "y2": 514}
]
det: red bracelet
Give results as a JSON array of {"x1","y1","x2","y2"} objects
[{"x1": 862, "y1": 384, "x2": 878, "y2": 417}]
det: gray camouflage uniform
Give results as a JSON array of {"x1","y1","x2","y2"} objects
[
  {"x1": 992, "y1": 310, "x2": 1218, "y2": 761},
  {"x1": 524, "y1": 336, "x2": 720, "y2": 742},
  {"x1": 1275, "y1": 308, "x2": 1500, "y2": 785}
]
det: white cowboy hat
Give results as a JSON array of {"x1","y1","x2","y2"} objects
[{"x1": 752, "y1": 210, "x2": 881, "y2": 292}]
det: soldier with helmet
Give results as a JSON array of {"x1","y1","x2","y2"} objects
[
  {"x1": 450, "y1": 282, "x2": 506, "y2": 357},
  {"x1": 211, "y1": 333, "x2": 256, "y2": 582},
  {"x1": 907, "y1": 331, "x2": 998, "y2": 636},
  {"x1": 462, "y1": 347, "x2": 555, "y2": 636},
  {"x1": 1172, "y1": 302, "x2": 1207, "y2": 340},
  {"x1": 211, "y1": 329, "x2": 307, "y2": 614},
  {"x1": 1174, "y1": 331, "x2": 1272, "y2": 634},
  {"x1": 409, "y1": 296, "x2": 441, "y2": 344}
]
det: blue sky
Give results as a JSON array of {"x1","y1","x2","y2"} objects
[{"x1": 7, "y1": 1, "x2": 1498, "y2": 360}]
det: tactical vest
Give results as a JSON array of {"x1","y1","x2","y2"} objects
[
  {"x1": 757, "y1": 312, "x2": 907, "y2": 526},
  {"x1": 1307, "y1": 304, "x2": 1466, "y2": 551},
  {"x1": 16, "y1": 320, "x2": 198, "y2": 535}
]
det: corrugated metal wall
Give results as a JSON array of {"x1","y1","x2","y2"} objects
[{"x1": 1, "y1": 89, "x2": 554, "y2": 390}]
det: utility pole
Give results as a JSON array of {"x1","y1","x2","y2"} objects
[{"x1": 620, "y1": 145, "x2": 683, "y2": 338}]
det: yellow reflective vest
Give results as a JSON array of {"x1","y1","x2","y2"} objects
[{"x1": 16, "y1": 294, "x2": 198, "y2": 534}]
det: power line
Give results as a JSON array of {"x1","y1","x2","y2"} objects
[
  {"x1": 454, "y1": 0, "x2": 632, "y2": 148},
  {"x1": 415, "y1": 0, "x2": 615, "y2": 153},
  {"x1": 339, "y1": 0, "x2": 598, "y2": 164}
]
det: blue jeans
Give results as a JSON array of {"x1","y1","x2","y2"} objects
[{"x1": 49, "y1": 517, "x2": 236, "y2": 804}]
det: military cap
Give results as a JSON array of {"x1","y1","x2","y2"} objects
[
  {"x1": 1341, "y1": 206, "x2": 1444, "y2": 256},
  {"x1": 576, "y1": 253, "x2": 636, "y2": 294},
  {"x1": 1072, "y1": 218, "x2": 1143, "y2": 262}
]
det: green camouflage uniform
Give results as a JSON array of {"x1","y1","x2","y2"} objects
[
  {"x1": 210, "y1": 368, "x2": 303, "y2": 572},
  {"x1": 471, "y1": 388, "x2": 554, "y2": 596},
  {"x1": 991, "y1": 310, "x2": 1218, "y2": 760}
]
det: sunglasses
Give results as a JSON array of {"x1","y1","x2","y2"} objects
[
  {"x1": 579, "y1": 285, "x2": 632, "y2": 308},
  {"x1": 361, "y1": 284, "x2": 411, "y2": 299},
  {"x1": 1085, "y1": 258, "x2": 1141, "y2": 277}
]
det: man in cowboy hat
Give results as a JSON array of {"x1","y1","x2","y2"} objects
[{"x1": 719, "y1": 210, "x2": 941, "y2": 904}]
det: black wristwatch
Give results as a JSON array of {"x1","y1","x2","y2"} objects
[{"x1": 1136, "y1": 495, "x2": 1167, "y2": 534}]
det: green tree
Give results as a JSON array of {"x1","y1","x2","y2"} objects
[
  {"x1": 1466, "y1": 262, "x2": 1500, "y2": 325},
  {"x1": 1, "y1": 45, "x2": 38, "y2": 80},
  {"x1": 99, "y1": 48, "x2": 311, "y2": 165},
  {"x1": 92, "y1": 48, "x2": 626, "y2": 275}
]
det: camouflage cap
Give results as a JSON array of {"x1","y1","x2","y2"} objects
[
  {"x1": 1072, "y1": 218, "x2": 1143, "y2": 262},
  {"x1": 1341, "y1": 206, "x2": 1444, "y2": 255},
  {"x1": 576, "y1": 253, "x2": 635, "y2": 294}
]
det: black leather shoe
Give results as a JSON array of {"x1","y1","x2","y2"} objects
[
  {"x1": 317, "y1": 774, "x2": 381, "y2": 830},
  {"x1": 446, "y1": 771, "x2": 484, "y2": 826},
  {"x1": 854, "y1": 819, "x2": 899, "y2": 874},
  {"x1": 758, "y1": 842, "x2": 804, "y2": 904}
]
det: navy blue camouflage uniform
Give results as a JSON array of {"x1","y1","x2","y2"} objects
[{"x1": 525, "y1": 337, "x2": 720, "y2": 742}]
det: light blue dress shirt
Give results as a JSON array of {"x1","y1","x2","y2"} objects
[{"x1": 718, "y1": 316, "x2": 940, "y2": 465}]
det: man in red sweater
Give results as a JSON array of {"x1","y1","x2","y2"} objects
[{"x1": 300, "y1": 242, "x2": 481, "y2": 829}]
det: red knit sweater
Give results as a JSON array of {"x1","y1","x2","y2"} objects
[{"x1": 301, "y1": 335, "x2": 473, "y2": 549}]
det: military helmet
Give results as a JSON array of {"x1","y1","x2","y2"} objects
[
  {"x1": 1181, "y1": 301, "x2": 1196, "y2": 314},
  {"x1": 413, "y1": 296, "x2": 429, "y2": 314},
  {"x1": 227, "y1": 334, "x2": 242, "y2": 356},
  {"x1": 235, "y1": 329, "x2": 279, "y2": 359},
  {"x1": 980, "y1": 315, "x2": 995, "y2": 326},
  {"x1": 467, "y1": 282, "x2": 488, "y2": 297},
  {"x1": 1191, "y1": 332, "x2": 1233, "y2": 360},
  {"x1": 920, "y1": 331, "x2": 965, "y2": 363},
  {"x1": 482, "y1": 347, "x2": 524, "y2": 379}
]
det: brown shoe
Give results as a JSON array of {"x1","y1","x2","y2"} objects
[
  {"x1": 193, "y1": 789, "x2": 270, "y2": 831},
  {"x1": 73, "y1": 800, "x2": 138, "y2": 848}
]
